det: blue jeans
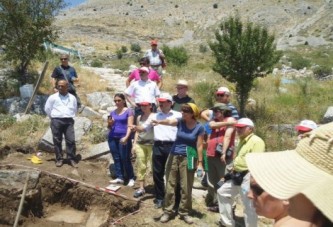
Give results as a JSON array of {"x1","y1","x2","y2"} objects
[{"x1": 108, "y1": 137, "x2": 134, "y2": 181}]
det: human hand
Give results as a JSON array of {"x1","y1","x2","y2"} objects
[{"x1": 120, "y1": 137, "x2": 128, "y2": 144}]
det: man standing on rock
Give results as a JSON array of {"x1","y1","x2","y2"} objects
[
  {"x1": 44, "y1": 80, "x2": 78, "y2": 168},
  {"x1": 51, "y1": 54, "x2": 81, "y2": 109}
]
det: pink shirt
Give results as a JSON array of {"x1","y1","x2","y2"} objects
[{"x1": 129, "y1": 68, "x2": 161, "y2": 82}]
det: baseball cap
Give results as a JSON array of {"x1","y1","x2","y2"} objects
[
  {"x1": 176, "y1": 79, "x2": 188, "y2": 87},
  {"x1": 139, "y1": 101, "x2": 151, "y2": 106},
  {"x1": 157, "y1": 92, "x2": 173, "y2": 102},
  {"x1": 139, "y1": 67, "x2": 149, "y2": 73},
  {"x1": 216, "y1": 87, "x2": 230, "y2": 95},
  {"x1": 210, "y1": 103, "x2": 230, "y2": 111},
  {"x1": 151, "y1": 40, "x2": 158, "y2": 45},
  {"x1": 234, "y1": 118, "x2": 254, "y2": 128},
  {"x1": 295, "y1": 120, "x2": 318, "y2": 132}
]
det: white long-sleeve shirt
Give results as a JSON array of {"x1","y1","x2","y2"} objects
[{"x1": 44, "y1": 92, "x2": 77, "y2": 118}]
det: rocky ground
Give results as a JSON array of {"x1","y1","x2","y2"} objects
[{"x1": 0, "y1": 66, "x2": 276, "y2": 227}]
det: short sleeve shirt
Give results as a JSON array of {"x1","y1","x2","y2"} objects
[
  {"x1": 108, "y1": 108, "x2": 133, "y2": 139},
  {"x1": 128, "y1": 68, "x2": 161, "y2": 82},
  {"x1": 171, "y1": 119, "x2": 204, "y2": 156}
]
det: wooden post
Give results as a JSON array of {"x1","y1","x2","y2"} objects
[
  {"x1": 24, "y1": 61, "x2": 49, "y2": 114},
  {"x1": 13, "y1": 173, "x2": 30, "y2": 227}
]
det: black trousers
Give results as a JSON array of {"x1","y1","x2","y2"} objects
[
  {"x1": 50, "y1": 118, "x2": 76, "y2": 161},
  {"x1": 152, "y1": 141, "x2": 173, "y2": 201}
]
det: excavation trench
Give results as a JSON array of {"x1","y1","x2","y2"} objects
[{"x1": 0, "y1": 165, "x2": 139, "y2": 226}]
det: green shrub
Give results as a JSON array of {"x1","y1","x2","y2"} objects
[
  {"x1": 161, "y1": 45, "x2": 189, "y2": 66},
  {"x1": 91, "y1": 59, "x2": 103, "y2": 67},
  {"x1": 130, "y1": 43, "x2": 141, "y2": 52},
  {"x1": 88, "y1": 124, "x2": 107, "y2": 144},
  {"x1": 313, "y1": 65, "x2": 332, "y2": 78},
  {"x1": 121, "y1": 46, "x2": 128, "y2": 53},
  {"x1": 0, "y1": 114, "x2": 16, "y2": 130},
  {"x1": 116, "y1": 49, "x2": 123, "y2": 59},
  {"x1": 192, "y1": 81, "x2": 218, "y2": 108},
  {"x1": 291, "y1": 55, "x2": 311, "y2": 69},
  {"x1": 199, "y1": 44, "x2": 208, "y2": 53}
]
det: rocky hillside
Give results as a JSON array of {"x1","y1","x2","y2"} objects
[{"x1": 56, "y1": 0, "x2": 333, "y2": 55}]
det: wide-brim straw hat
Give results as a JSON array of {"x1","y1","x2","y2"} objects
[{"x1": 246, "y1": 122, "x2": 333, "y2": 222}]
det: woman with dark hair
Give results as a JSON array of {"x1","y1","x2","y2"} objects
[
  {"x1": 205, "y1": 103, "x2": 236, "y2": 211},
  {"x1": 152, "y1": 103, "x2": 204, "y2": 224},
  {"x1": 246, "y1": 122, "x2": 333, "y2": 226},
  {"x1": 108, "y1": 93, "x2": 135, "y2": 187}
]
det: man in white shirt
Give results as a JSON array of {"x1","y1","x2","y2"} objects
[
  {"x1": 124, "y1": 66, "x2": 160, "y2": 117},
  {"x1": 132, "y1": 93, "x2": 181, "y2": 209},
  {"x1": 44, "y1": 80, "x2": 78, "y2": 167},
  {"x1": 144, "y1": 40, "x2": 166, "y2": 76}
]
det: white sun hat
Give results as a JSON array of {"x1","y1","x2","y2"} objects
[{"x1": 246, "y1": 122, "x2": 333, "y2": 222}]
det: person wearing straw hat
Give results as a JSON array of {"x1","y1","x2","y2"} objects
[
  {"x1": 216, "y1": 118, "x2": 265, "y2": 227},
  {"x1": 172, "y1": 79, "x2": 195, "y2": 112},
  {"x1": 247, "y1": 177, "x2": 290, "y2": 226},
  {"x1": 152, "y1": 103, "x2": 204, "y2": 224},
  {"x1": 246, "y1": 122, "x2": 333, "y2": 226}
]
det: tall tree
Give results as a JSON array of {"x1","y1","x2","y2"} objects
[
  {"x1": 209, "y1": 16, "x2": 282, "y2": 117},
  {"x1": 0, "y1": 0, "x2": 66, "y2": 84}
]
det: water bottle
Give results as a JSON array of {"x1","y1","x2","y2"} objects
[{"x1": 196, "y1": 168, "x2": 203, "y2": 178}]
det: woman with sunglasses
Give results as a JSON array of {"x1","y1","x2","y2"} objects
[
  {"x1": 131, "y1": 101, "x2": 154, "y2": 198},
  {"x1": 108, "y1": 93, "x2": 135, "y2": 187},
  {"x1": 247, "y1": 177, "x2": 290, "y2": 226},
  {"x1": 152, "y1": 103, "x2": 204, "y2": 224},
  {"x1": 246, "y1": 122, "x2": 333, "y2": 226}
]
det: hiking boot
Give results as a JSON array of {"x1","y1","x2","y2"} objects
[
  {"x1": 181, "y1": 215, "x2": 193, "y2": 224},
  {"x1": 133, "y1": 188, "x2": 145, "y2": 198},
  {"x1": 160, "y1": 213, "x2": 170, "y2": 223},
  {"x1": 55, "y1": 160, "x2": 63, "y2": 167},
  {"x1": 70, "y1": 160, "x2": 78, "y2": 168}
]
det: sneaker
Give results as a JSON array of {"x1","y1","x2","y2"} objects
[
  {"x1": 70, "y1": 160, "x2": 78, "y2": 168},
  {"x1": 160, "y1": 213, "x2": 170, "y2": 223},
  {"x1": 133, "y1": 188, "x2": 145, "y2": 198},
  {"x1": 109, "y1": 178, "x2": 124, "y2": 184},
  {"x1": 181, "y1": 215, "x2": 193, "y2": 224},
  {"x1": 55, "y1": 160, "x2": 63, "y2": 167},
  {"x1": 127, "y1": 179, "x2": 135, "y2": 187}
]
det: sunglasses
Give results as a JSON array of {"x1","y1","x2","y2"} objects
[
  {"x1": 181, "y1": 109, "x2": 192, "y2": 113},
  {"x1": 250, "y1": 184, "x2": 264, "y2": 196},
  {"x1": 177, "y1": 86, "x2": 187, "y2": 90},
  {"x1": 114, "y1": 99, "x2": 122, "y2": 103},
  {"x1": 216, "y1": 94, "x2": 225, "y2": 97}
]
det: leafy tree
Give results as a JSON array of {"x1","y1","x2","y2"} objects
[
  {"x1": 0, "y1": 0, "x2": 66, "y2": 84},
  {"x1": 209, "y1": 16, "x2": 282, "y2": 116}
]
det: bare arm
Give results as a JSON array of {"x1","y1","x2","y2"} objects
[
  {"x1": 157, "y1": 77, "x2": 163, "y2": 89},
  {"x1": 125, "y1": 77, "x2": 133, "y2": 88},
  {"x1": 221, "y1": 124, "x2": 235, "y2": 163},
  {"x1": 125, "y1": 94, "x2": 137, "y2": 108},
  {"x1": 152, "y1": 118, "x2": 178, "y2": 126},
  {"x1": 196, "y1": 134, "x2": 204, "y2": 170},
  {"x1": 200, "y1": 109, "x2": 211, "y2": 122},
  {"x1": 209, "y1": 120, "x2": 236, "y2": 129}
]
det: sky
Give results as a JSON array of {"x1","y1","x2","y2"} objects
[{"x1": 64, "y1": 0, "x2": 87, "y2": 8}]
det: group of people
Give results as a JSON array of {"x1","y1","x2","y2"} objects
[{"x1": 44, "y1": 43, "x2": 333, "y2": 226}]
